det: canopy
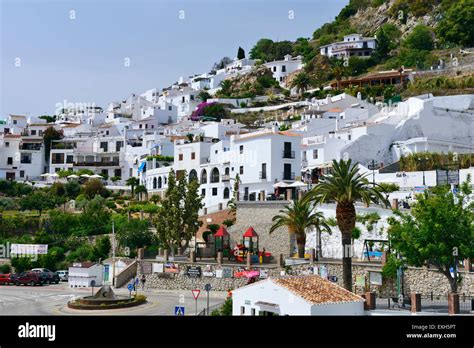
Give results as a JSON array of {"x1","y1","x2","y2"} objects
[
  {"x1": 137, "y1": 161, "x2": 146, "y2": 173},
  {"x1": 289, "y1": 181, "x2": 307, "y2": 188},
  {"x1": 67, "y1": 174, "x2": 79, "y2": 179},
  {"x1": 90, "y1": 174, "x2": 103, "y2": 178},
  {"x1": 214, "y1": 226, "x2": 229, "y2": 237},
  {"x1": 80, "y1": 174, "x2": 91, "y2": 178},
  {"x1": 49, "y1": 173, "x2": 59, "y2": 177},
  {"x1": 243, "y1": 227, "x2": 258, "y2": 238},
  {"x1": 273, "y1": 181, "x2": 290, "y2": 188}
]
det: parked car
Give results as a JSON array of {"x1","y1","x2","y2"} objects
[
  {"x1": 0, "y1": 273, "x2": 14, "y2": 285},
  {"x1": 56, "y1": 270, "x2": 69, "y2": 282},
  {"x1": 31, "y1": 268, "x2": 60, "y2": 284},
  {"x1": 11, "y1": 272, "x2": 42, "y2": 286}
]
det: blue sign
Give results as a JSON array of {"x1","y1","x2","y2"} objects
[
  {"x1": 175, "y1": 306, "x2": 185, "y2": 316},
  {"x1": 127, "y1": 284, "x2": 134, "y2": 291}
]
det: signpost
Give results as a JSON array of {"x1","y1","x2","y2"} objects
[
  {"x1": 204, "y1": 283, "x2": 212, "y2": 315},
  {"x1": 186, "y1": 266, "x2": 202, "y2": 278},
  {"x1": 192, "y1": 289, "x2": 201, "y2": 316},
  {"x1": 175, "y1": 306, "x2": 185, "y2": 316},
  {"x1": 127, "y1": 283, "x2": 133, "y2": 299}
]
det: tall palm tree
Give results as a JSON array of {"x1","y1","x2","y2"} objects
[
  {"x1": 270, "y1": 195, "x2": 329, "y2": 259},
  {"x1": 331, "y1": 60, "x2": 346, "y2": 89},
  {"x1": 291, "y1": 72, "x2": 312, "y2": 98},
  {"x1": 126, "y1": 177, "x2": 140, "y2": 198},
  {"x1": 306, "y1": 159, "x2": 389, "y2": 291}
]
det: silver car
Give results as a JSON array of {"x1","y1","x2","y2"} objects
[{"x1": 56, "y1": 270, "x2": 68, "y2": 282}]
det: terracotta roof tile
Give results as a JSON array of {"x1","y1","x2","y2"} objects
[{"x1": 273, "y1": 275, "x2": 364, "y2": 305}]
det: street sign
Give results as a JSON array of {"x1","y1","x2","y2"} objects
[
  {"x1": 127, "y1": 284, "x2": 134, "y2": 291},
  {"x1": 204, "y1": 283, "x2": 212, "y2": 292},
  {"x1": 192, "y1": 289, "x2": 201, "y2": 300},
  {"x1": 175, "y1": 306, "x2": 185, "y2": 316}
]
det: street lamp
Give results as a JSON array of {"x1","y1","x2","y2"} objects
[{"x1": 417, "y1": 156, "x2": 429, "y2": 186}]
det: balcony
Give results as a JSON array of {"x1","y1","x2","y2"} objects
[
  {"x1": 74, "y1": 160, "x2": 119, "y2": 167},
  {"x1": 19, "y1": 143, "x2": 42, "y2": 151},
  {"x1": 221, "y1": 174, "x2": 230, "y2": 181},
  {"x1": 282, "y1": 150, "x2": 295, "y2": 159},
  {"x1": 259, "y1": 172, "x2": 267, "y2": 181},
  {"x1": 282, "y1": 172, "x2": 295, "y2": 181},
  {"x1": 52, "y1": 143, "x2": 76, "y2": 150}
]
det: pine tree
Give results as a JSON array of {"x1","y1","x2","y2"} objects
[{"x1": 237, "y1": 46, "x2": 245, "y2": 60}]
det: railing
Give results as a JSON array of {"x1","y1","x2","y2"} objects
[
  {"x1": 74, "y1": 161, "x2": 119, "y2": 167},
  {"x1": 221, "y1": 174, "x2": 230, "y2": 181},
  {"x1": 19, "y1": 144, "x2": 42, "y2": 151},
  {"x1": 282, "y1": 150, "x2": 295, "y2": 159},
  {"x1": 52, "y1": 143, "x2": 76, "y2": 150},
  {"x1": 197, "y1": 301, "x2": 226, "y2": 316},
  {"x1": 282, "y1": 172, "x2": 295, "y2": 180}
]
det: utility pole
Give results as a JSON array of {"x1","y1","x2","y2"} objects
[{"x1": 112, "y1": 219, "x2": 116, "y2": 287}]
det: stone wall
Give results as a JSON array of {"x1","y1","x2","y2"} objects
[
  {"x1": 228, "y1": 201, "x2": 293, "y2": 256},
  {"x1": 115, "y1": 260, "x2": 138, "y2": 288},
  {"x1": 137, "y1": 257, "x2": 474, "y2": 296}
]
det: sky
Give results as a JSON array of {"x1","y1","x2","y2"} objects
[{"x1": 0, "y1": 0, "x2": 347, "y2": 118}]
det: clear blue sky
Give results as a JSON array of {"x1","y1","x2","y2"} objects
[{"x1": 0, "y1": 0, "x2": 347, "y2": 118}]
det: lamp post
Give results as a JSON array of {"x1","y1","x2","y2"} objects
[{"x1": 417, "y1": 156, "x2": 429, "y2": 186}]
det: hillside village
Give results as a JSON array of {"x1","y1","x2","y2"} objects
[{"x1": 0, "y1": 0, "x2": 473, "y2": 316}]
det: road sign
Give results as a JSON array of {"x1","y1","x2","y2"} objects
[
  {"x1": 127, "y1": 284, "x2": 134, "y2": 291},
  {"x1": 204, "y1": 283, "x2": 212, "y2": 292},
  {"x1": 192, "y1": 289, "x2": 201, "y2": 300},
  {"x1": 175, "y1": 306, "x2": 185, "y2": 316}
]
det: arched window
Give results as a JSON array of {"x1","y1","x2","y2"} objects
[
  {"x1": 153, "y1": 177, "x2": 157, "y2": 189},
  {"x1": 158, "y1": 176, "x2": 162, "y2": 189},
  {"x1": 201, "y1": 169, "x2": 207, "y2": 184},
  {"x1": 211, "y1": 167, "x2": 220, "y2": 183},
  {"x1": 223, "y1": 187, "x2": 230, "y2": 199},
  {"x1": 189, "y1": 169, "x2": 198, "y2": 182},
  {"x1": 164, "y1": 176, "x2": 167, "y2": 185},
  {"x1": 225, "y1": 167, "x2": 230, "y2": 176}
]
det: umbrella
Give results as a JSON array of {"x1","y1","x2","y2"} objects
[
  {"x1": 80, "y1": 174, "x2": 91, "y2": 178},
  {"x1": 67, "y1": 174, "x2": 79, "y2": 179},
  {"x1": 89, "y1": 174, "x2": 103, "y2": 179},
  {"x1": 49, "y1": 173, "x2": 59, "y2": 177},
  {"x1": 289, "y1": 181, "x2": 307, "y2": 188},
  {"x1": 273, "y1": 181, "x2": 290, "y2": 188},
  {"x1": 40, "y1": 173, "x2": 51, "y2": 177}
]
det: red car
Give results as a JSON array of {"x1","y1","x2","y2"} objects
[
  {"x1": 11, "y1": 272, "x2": 42, "y2": 286},
  {"x1": 0, "y1": 273, "x2": 14, "y2": 285}
]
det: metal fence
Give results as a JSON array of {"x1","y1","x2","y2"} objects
[
  {"x1": 374, "y1": 292, "x2": 473, "y2": 314},
  {"x1": 197, "y1": 301, "x2": 225, "y2": 316}
]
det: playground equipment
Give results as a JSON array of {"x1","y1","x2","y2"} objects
[{"x1": 214, "y1": 226, "x2": 231, "y2": 260}]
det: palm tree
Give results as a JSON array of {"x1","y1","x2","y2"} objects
[
  {"x1": 270, "y1": 195, "x2": 329, "y2": 259},
  {"x1": 331, "y1": 60, "x2": 346, "y2": 89},
  {"x1": 306, "y1": 159, "x2": 389, "y2": 291},
  {"x1": 219, "y1": 80, "x2": 232, "y2": 96},
  {"x1": 126, "y1": 177, "x2": 140, "y2": 198},
  {"x1": 197, "y1": 90, "x2": 211, "y2": 103},
  {"x1": 135, "y1": 184, "x2": 147, "y2": 201},
  {"x1": 291, "y1": 72, "x2": 312, "y2": 98}
]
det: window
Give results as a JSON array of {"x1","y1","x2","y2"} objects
[
  {"x1": 5, "y1": 142, "x2": 9, "y2": 148},
  {"x1": 223, "y1": 187, "x2": 230, "y2": 199},
  {"x1": 239, "y1": 166, "x2": 244, "y2": 175},
  {"x1": 179, "y1": 154, "x2": 183, "y2": 161},
  {"x1": 114, "y1": 169, "x2": 121, "y2": 177},
  {"x1": 106, "y1": 131, "x2": 109, "y2": 135},
  {"x1": 191, "y1": 152, "x2": 195, "y2": 160},
  {"x1": 116, "y1": 141, "x2": 124, "y2": 152},
  {"x1": 31, "y1": 130, "x2": 37, "y2": 135},
  {"x1": 282, "y1": 65, "x2": 286, "y2": 72},
  {"x1": 190, "y1": 95, "x2": 194, "y2": 100},
  {"x1": 7, "y1": 157, "x2": 13, "y2": 165},
  {"x1": 189, "y1": 169, "x2": 198, "y2": 182},
  {"x1": 153, "y1": 177, "x2": 157, "y2": 189},
  {"x1": 66, "y1": 155, "x2": 74, "y2": 164},
  {"x1": 201, "y1": 189, "x2": 206, "y2": 196},
  {"x1": 211, "y1": 168, "x2": 220, "y2": 183},
  {"x1": 20, "y1": 170, "x2": 25, "y2": 178},
  {"x1": 303, "y1": 151, "x2": 307, "y2": 161},
  {"x1": 201, "y1": 169, "x2": 207, "y2": 184},
  {"x1": 158, "y1": 177, "x2": 162, "y2": 188},
  {"x1": 240, "y1": 306, "x2": 245, "y2": 315},
  {"x1": 168, "y1": 106, "x2": 172, "y2": 111},
  {"x1": 313, "y1": 149, "x2": 318, "y2": 159},
  {"x1": 251, "y1": 308, "x2": 256, "y2": 316},
  {"x1": 239, "y1": 145, "x2": 243, "y2": 154},
  {"x1": 273, "y1": 66, "x2": 276, "y2": 72},
  {"x1": 212, "y1": 188, "x2": 218, "y2": 196},
  {"x1": 100, "y1": 142, "x2": 108, "y2": 152},
  {"x1": 261, "y1": 163, "x2": 267, "y2": 180},
  {"x1": 13, "y1": 120, "x2": 17, "y2": 125},
  {"x1": 38, "y1": 130, "x2": 43, "y2": 136}
]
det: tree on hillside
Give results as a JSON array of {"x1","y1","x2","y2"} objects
[
  {"x1": 19, "y1": 191, "x2": 55, "y2": 216},
  {"x1": 237, "y1": 46, "x2": 245, "y2": 60},
  {"x1": 219, "y1": 80, "x2": 233, "y2": 96},
  {"x1": 38, "y1": 115, "x2": 56, "y2": 123},
  {"x1": 403, "y1": 25, "x2": 434, "y2": 51},
  {"x1": 212, "y1": 57, "x2": 233, "y2": 70},
  {"x1": 291, "y1": 72, "x2": 313, "y2": 97},
  {"x1": 83, "y1": 179, "x2": 108, "y2": 199},
  {"x1": 306, "y1": 159, "x2": 389, "y2": 291},
  {"x1": 197, "y1": 90, "x2": 211, "y2": 103},
  {"x1": 437, "y1": 0, "x2": 474, "y2": 47}
]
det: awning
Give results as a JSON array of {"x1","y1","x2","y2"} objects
[
  {"x1": 255, "y1": 301, "x2": 280, "y2": 314},
  {"x1": 288, "y1": 181, "x2": 307, "y2": 188},
  {"x1": 273, "y1": 181, "x2": 290, "y2": 188},
  {"x1": 137, "y1": 161, "x2": 146, "y2": 173}
]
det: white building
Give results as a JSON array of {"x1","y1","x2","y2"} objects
[
  {"x1": 264, "y1": 55, "x2": 303, "y2": 87},
  {"x1": 68, "y1": 262, "x2": 104, "y2": 288},
  {"x1": 232, "y1": 275, "x2": 365, "y2": 316},
  {"x1": 320, "y1": 34, "x2": 377, "y2": 59}
]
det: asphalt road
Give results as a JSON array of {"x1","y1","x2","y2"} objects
[{"x1": 0, "y1": 283, "x2": 227, "y2": 316}]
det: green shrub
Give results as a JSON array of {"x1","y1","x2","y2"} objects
[{"x1": 0, "y1": 264, "x2": 11, "y2": 274}]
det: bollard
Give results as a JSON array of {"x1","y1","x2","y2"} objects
[
  {"x1": 189, "y1": 250, "x2": 196, "y2": 263},
  {"x1": 217, "y1": 251, "x2": 223, "y2": 266},
  {"x1": 278, "y1": 254, "x2": 284, "y2": 268},
  {"x1": 365, "y1": 292, "x2": 376, "y2": 310},
  {"x1": 164, "y1": 249, "x2": 169, "y2": 262},
  {"x1": 448, "y1": 293, "x2": 460, "y2": 315}
]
